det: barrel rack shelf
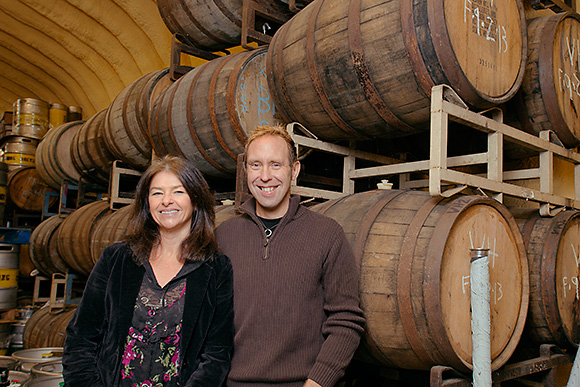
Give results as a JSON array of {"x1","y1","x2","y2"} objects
[{"x1": 288, "y1": 85, "x2": 580, "y2": 217}]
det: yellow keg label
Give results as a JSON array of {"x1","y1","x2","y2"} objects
[
  {"x1": 2, "y1": 153, "x2": 35, "y2": 166},
  {"x1": 0, "y1": 269, "x2": 18, "y2": 287},
  {"x1": 16, "y1": 113, "x2": 48, "y2": 127},
  {"x1": 0, "y1": 186, "x2": 6, "y2": 204}
]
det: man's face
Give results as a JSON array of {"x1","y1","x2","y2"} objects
[{"x1": 246, "y1": 135, "x2": 300, "y2": 219}]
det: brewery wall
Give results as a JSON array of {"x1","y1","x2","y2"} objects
[{"x1": 0, "y1": 0, "x2": 578, "y2": 385}]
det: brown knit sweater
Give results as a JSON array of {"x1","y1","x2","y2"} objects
[{"x1": 216, "y1": 196, "x2": 365, "y2": 387}]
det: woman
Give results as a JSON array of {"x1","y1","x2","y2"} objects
[{"x1": 63, "y1": 155, "x2": 233, "y2": 387}]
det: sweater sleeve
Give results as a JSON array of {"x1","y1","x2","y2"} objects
[
  {"x1": 62, "y1": 246, "x2": 117, "y2": 387},
  {"x1": 308, "y1": 225, "x2": 365, "y2": 387}
]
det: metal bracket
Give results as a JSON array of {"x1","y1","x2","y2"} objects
[
  {"x1": 169, "y1": 33, "x2": 221, "y2": 81},
  {"x1": 241, "y1": 0, "x2": 292, "y2": 49},
  {"x1": 531, "y1": 0, "x2": 575, "y2": 13}
]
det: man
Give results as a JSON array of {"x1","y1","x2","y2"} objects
[{"x1": 216, "y1": 124, "x2": 365, "y2": 387}]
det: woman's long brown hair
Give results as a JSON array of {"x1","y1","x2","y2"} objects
[{"x1": 124, "y1": 155, "x2": 218, "y2": 264}]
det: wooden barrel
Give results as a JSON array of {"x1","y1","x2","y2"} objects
[
  {"x1": 23, "y1": 307, "x2": 75, "y2": 349},
  {"x1": 1, "y1": 136, "x2": 39, "y2": 171},
  {"x1": 267, "y1": 0, "x2": 527, "y2": 141},
  {"x1": 156, "y1": 0, "x2": 290, "y2": 51},
  {"x1": 70, "y1": 110, "x2": 115, "y2": 185},
  {"x1": 104, "y1": 69, "x2": 173, "y2": 171},
  {"x1": 512, "y1": 208, "x2": 580, "y2": 350},
  {"x1": 90, "y1": 204, "x2": 132, "y2": 264},
  {"x1": 56, "y1": 200, "x2": 111, "y2": 276},
  {"x1": 156, "y1": 0, "x2": 243, "y2": 51},
  {"x1": 516, "y1": 12, "x2": 580, "y2": 149},
  {"x1": 29, "y1": 215, "x2": 68, "y2": 277},
  {"x1": 36, "y1": 121, "x2": 84, "y2": 190},
  {"x1": 12, "y1": 98, "x2": 49, "y2": 140},
  {"x1": 7, "y1": 167, "x2": 57, "y2": 212},
  {"x1": 150, "y1": 47, "x2": 281, "y2": 178},
  {"x1": 311, "y1": 189, "x2": 529, "y2": 371}
]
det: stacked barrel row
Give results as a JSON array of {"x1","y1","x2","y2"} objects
[
  {"x1": 0, "y1": 100, "x2": 83, "y2": 223},
  {"x1": 22, "y1": 0, "x2": 580, "y2": 378}
]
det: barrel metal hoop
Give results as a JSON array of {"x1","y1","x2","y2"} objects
[
  {"x1": 399, "y1": 0, "x2": 435, "y2": 98},
  {"x1": 351, "y1": 189, "x2": 408, "y2": 363},
  {"x1": 176, "y1": 0, "x2": 233, "y2": 48},
  {"x1": 216, "y1": 0, "x2": 242, "y2": 27},
  {"x1": 540, "y1": 210, "x2": 577, "y2": 346},
  {"x1": 209, "y1": 54, "x2": 239, "y2": 160},
  {"x1": 227, "y1": 50, "x2": 266, "y2": 146},
  {"x1": 269, "y1": 17, "x2": 306, "y2": 124},
  {"x1": 306, "y1": 0, "x2": 366, "y2": 139},
  {"x1": 347, "y1": 0, "x2": 416, "y2": 134},
  {"x1": 538, "y1": 13, "x2": 579, "y2": 147},
  {"x1": 185, "y1": 65, "x2": 232, "y2": 175},
  {"x1": 398, "y1": 194, "x2": 445, "y2": 367},
  {"x1": 121, "y1": 73, "x2": 154, "y2": 159}
]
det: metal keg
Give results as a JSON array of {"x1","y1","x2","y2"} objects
[
  {"x1": 48, "y1": 104, "x2": 67, "y2": 130},
  {"x1": 0, "y1": 244, "x2": 19, "y2": 309},
  {"x1": 0, "y1": 162, "x2": 6, "y2": 225},
  {"x1": 0, "y1": 355, "x2": 18, "y2": 370},
  {"x1": 12, "y1": 99, "x2": 49, "y2": 140},
  {"x1": 66, "y1": 106, "x2": 82, "y2": 122},
  {"x1": 22, "y1": 375, "x2": 61, "y2": 386},
  {"x1": 11, "y1": 348, "x2": 62, "y2": 373},
  {"x1": 9, "y1": 322, "x2": 26, "y2": 353},
  {"x1": 6, "y1": 370, "x2": 30, "y2": 386},
  {"x1": 30, "y1": 359, "x2": 62, "y2": 378},
  {"x1": 0, "y1": 137, "x2": 39, "y2": 171}
]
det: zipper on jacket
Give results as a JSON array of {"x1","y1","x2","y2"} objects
[{"x1": 263, "y1": 235, "x2": 270, "y2": 261}]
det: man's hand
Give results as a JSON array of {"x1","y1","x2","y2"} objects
[{"x1": 303, "y1": 379, "x2": 322, "y2": 387}]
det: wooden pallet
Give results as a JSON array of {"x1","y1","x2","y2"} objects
[{"x1": 289, "y1": 85, "x2": 580, "y2": 217}]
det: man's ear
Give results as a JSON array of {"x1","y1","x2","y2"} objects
[{"x1": 291, "y1": 161, "x2": 301, "y2": 181}]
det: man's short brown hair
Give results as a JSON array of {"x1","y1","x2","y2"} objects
[{"x1": 244, "y1": 124, "x2": 298, "y2": 166}]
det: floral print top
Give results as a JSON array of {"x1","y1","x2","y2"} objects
[{"x1": 120, "y1": 262, "x2": 188, "y2": 387}]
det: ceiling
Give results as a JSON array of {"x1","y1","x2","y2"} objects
[
  {"x1": 0, "y1": 0, "x2": 175, "y2": 118},
  {"x1": 0, "y1": 0, "x2": 575, "y2": 121}
]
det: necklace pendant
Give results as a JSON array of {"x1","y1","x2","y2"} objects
[{"x1": 265, "y1": 228, "x2": 273, "y2": 238}]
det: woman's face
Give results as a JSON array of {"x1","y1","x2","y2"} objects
[{"x1": 148, "y1": 170, "x2": 194, "y2": 235}]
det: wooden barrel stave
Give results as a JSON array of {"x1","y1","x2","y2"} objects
[
  {"x1": 23, "y1": 307, "x2": 76, "y2": 349},
  {"x1": 90, "y1": 205, "x2": 132, "y2": 264},
  {"x1": 104, "y1": 69, "x2": 172, "y2": 171},
  {"x1": 70, "y1": 110, "x2": 115, "y2": 185},
  {"x1": 29, "y1": 215, "x2": 68, "y2": 277},
  {"x1": 312, "y1": 189, "x2": 529, "y2": 371},
  {"x1": 56, "y1": 200, "x2": 111, "y2": 276},
  {"x1": 36, "y1": 121, "x2": 84, "y2": 190}
]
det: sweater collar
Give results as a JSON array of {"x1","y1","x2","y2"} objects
[{"x1": 240, "y1": 195, "x2": 303, "y2": 225}]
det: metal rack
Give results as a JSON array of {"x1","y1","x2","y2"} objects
[{"x1": 288, "y1": 85, "x2": 580, "y2": 217}]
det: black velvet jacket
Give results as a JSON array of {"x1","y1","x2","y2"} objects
[{"x1": 63, "y1": 242, "x2": 234, "y2": 387}]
